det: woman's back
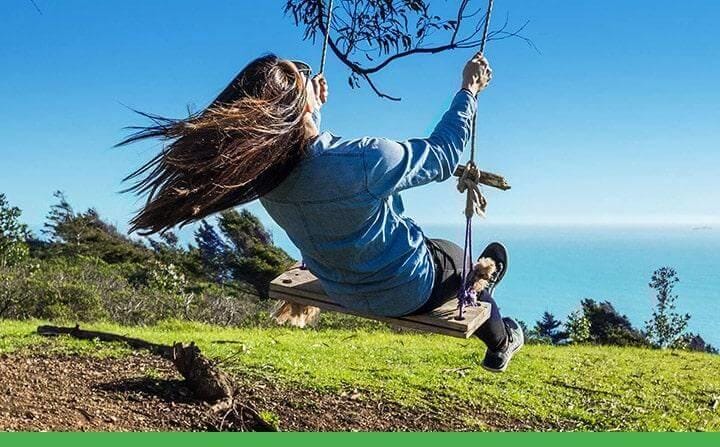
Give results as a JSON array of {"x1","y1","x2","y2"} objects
[
  {"x1": 261, "y1": 132, "x2": 434, "y2": 317},
  {"x1": 261, "y1": 90, "x2": 477, "y2": 316}
]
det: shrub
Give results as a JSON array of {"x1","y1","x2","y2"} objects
[
  {"x1": 581, "y1": 299, "x2": 648, "y2": 347},
  {"x1": 565, "y1": 309, "x2": 591, "y2": 344},
  {"x1": 0, "y1": 193, "x2": 30, "y2": 268},
  {"x1": 1, "y1": 258, "x2": 113, "y2": 321},
  {"x1": 0, "y1": 263, "x2": 38, "y2": 318},
  {"x1": 673, "y1": 333, "x2": 718, "y2": 354},
  {"x1": 192, "y1": 289, "x2": 269, "y2": 327},
  {"x1": 1, "y1": 256, "x2": 271, "y2": 327}
]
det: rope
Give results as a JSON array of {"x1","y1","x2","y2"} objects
[
  {"x1": 318, "y1": 0, "x2": 334, "y2": 75},
  {"x1": 301, "y1": 0, "x2": 334, "y2": 272},
  {"x1": 457, "y1": 164, "x2": 487, "y2": 219},
  {"x1": 469, "y1": 0, "x2": 494, "y2": 163},
  {"x1": 456, "y1": 0, "x2": 494, "y2": 320}
]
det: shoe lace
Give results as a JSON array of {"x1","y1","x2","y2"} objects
[{"x1": 504, "y1": 320, "x2": 514, "y2": 345}]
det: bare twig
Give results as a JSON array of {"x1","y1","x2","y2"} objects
[{"x1": 28, "y1": 0, "x2": 43, "y2": 15}]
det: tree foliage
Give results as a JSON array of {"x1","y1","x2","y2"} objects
[
  {"x1": 42, "y1": 191, "x2": 152, "y2": 264},
  {"x1": 676, "y1": 333, "x2": 718, "y2": 354},
  {"x1": 192, "y1": 211, "x2": 294, "y2": 298},
  {"x1": 565, "y1": 309, "x2": 591, "y2": 344},
  {"x1": 3, "y1": 191, "x2": 717, "y2": 350},
  {"x1": 0, "y1": 194, "x2": 30, "y2": 268},
  {"x1": 533, "y1": 311, "x2": 567, "y2": 345},
  {"x1": 217, "y1": 209, "x2": 294, "y2": 298},
  {"x1": 195, "y1": 220, "x2": 232, "y2": 283},
  {"x1": 285, "y1": 0, "x2": 532, "y2": 100},
  {"x1": 581, "y1": 299, "x2": 648, "y2": 347},
  {"x1": 645, "y1": 267, "x2": 690, "y2": 349}
]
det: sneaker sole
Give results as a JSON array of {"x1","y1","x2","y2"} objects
[
  {"x1": 481, "y1": 339, "x2": 524, "y2": 373},
  {"x1": 479, "y1": 242, "x2": 508, "y2": 297}
]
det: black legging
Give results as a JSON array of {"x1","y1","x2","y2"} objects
[{"x1": 413, "y1": 238, "x2": 507, "y2": 351}]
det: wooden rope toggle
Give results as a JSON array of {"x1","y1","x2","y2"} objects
[{"x1": 456, "y1": 161, "x2": 487, "y2": 219}]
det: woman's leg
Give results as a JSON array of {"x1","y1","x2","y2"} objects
[
  {"x1": 416, "y1": 238, "x2": 508, "y2": 351},
  {"x1": 473, "y1": 290, "x2": 509, "y2": 351}
]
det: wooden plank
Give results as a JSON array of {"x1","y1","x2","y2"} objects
[{"x1": 269, "y1": 266, "x2": 490, "y2": 339}]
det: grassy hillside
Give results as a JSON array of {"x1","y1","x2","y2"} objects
[{"x1": 1, "y1": 320, "x2": 718, "y2": 431}]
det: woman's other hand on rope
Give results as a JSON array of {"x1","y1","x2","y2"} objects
[
  {"x1": 312, "y1": 74, "x2": 328, "y2": 107},
  {"x1": 462, "y1": 52, "x2": 492, "y2": 97}
]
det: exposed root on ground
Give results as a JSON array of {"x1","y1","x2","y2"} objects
[{"x1": 36, "y1": 324, "x2": 275, "y2": 431}]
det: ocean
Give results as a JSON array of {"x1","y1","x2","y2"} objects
[{"x1": 270, "y1": 224, "x2": 720, "y2": 347}]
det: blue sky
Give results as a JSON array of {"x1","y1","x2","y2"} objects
[{"x1": 2, "y1": 0, "x2": 719, "y2": 238}]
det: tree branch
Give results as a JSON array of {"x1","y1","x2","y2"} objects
[{"x1": 290, "y1": 0, "x2": 535, "y2": 100}]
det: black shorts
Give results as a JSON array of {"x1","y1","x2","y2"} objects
[{"x1": 413, "y1": 238, "x2": 466, "y2": 314}]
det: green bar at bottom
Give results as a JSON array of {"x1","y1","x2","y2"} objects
[{"x1": 0, "y1": 432, "x2": 718, "y2": 447}]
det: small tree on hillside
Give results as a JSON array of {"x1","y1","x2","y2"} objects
[
  {"x1": 533, "y1": 311, "x2": 566, "y2": 344},
  {"x1": 645, "y1": 267, "x2": 690, "y2": 349},
  {"x1": 218, "y1": 209, "x2": 273, "y2": 253},
  {"x1": 565, "y1": 309, "x2": 591, "y2": 344},
  {"x1": 219, "y1": 209, "x2": 293, "y2": 298},
  {"x1": 42, "y1": 191, "x2": 152, "y2": 264},
  {"x1": 0, "y1": 193, "x2": 30, "y2": 268},
  {"x1": 194, "y1": 220, "x2": 232, "y2": 283}
]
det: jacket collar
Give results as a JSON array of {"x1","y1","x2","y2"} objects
[{"x1": 304, "y1": 131, "x2": 336, "y2": 159}]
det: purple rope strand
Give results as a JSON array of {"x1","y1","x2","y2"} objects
[{"x1": 457, "y1": 216, "x2": 474, "y2": 319}]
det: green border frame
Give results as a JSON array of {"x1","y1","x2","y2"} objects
[{"x1": 1, "y1": 433, "x2": 719, "y2": 447}]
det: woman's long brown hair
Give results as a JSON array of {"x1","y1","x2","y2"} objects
[{"x1": 118, "y1": 54, "x2": 309, "y2": 235}]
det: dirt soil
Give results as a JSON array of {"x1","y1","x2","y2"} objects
[{"x1": 0, "y1": 353, "x2": 541, "y2": 431}]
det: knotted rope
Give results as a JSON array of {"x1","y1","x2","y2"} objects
[
  {"x1": 456, "y1": 0, "x2": 494, "y2": 320},
  {"x1": 457, "y1": 163, "x2": 487, "y2": 220}
]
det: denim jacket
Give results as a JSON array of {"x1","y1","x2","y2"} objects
[{"x1": 260, "y1": 90, "x2": 477, "y2": 316}]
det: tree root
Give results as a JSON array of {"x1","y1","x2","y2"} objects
[{"x1": 36, "y1": 324, "x2": 276, "y2": 431}]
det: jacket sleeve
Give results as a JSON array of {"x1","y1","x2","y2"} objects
[{"x1": 363, "y1": 89, "x2": 477, "y2": 198}]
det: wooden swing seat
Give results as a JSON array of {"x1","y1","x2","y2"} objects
[{"x1": 269, "y1": 265, "x2": 491, "y2": 338}]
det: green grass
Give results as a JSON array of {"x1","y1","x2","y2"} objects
[{"x1": 1, "y1": 319, "x2": 719, "y2": 431}]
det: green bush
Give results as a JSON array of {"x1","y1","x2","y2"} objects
[
  {"x1": 0, "y1": 255, "x2": 269, "y2": 327},
  {"x1": 581, "y1": 299, "x2": 649, "y2": 347},
  {"x1": 0, "y1": 263, "x2": 36, "y2": 318},
  {"x1": 0, "y1": 193, "x2": 30, "y2": 268},
  {"x1": 565, "y1": 309, "x2": 591, "y2": 344},
  {"x1": 3, "y1": 257, "x2": 123, "y2": 321}
]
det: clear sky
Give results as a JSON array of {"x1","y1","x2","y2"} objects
[{"x1": 2, "y1": 0, "x2": 719, "y2": 238}]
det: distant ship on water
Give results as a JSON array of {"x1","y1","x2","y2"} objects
[{"x1": 692, "y1": 226, "x2": 713, "y2": 231}]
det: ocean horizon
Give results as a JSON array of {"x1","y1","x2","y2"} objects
[{"x1": 268, "y1": 223, "x2": 720, "y2": 347}]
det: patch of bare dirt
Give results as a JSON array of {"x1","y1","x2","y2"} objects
[
  {"x1": 0, "y1": 353, "x2": 215, "y2": 431},
  {"x1": 0, "y1": 353, "x2": 547, "y2": 431}
]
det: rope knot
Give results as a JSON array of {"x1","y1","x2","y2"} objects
[{"x1": 456, "y1": 162, "x2": 487, "y2": 219}]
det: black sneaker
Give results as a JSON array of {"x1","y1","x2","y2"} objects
[
  {"x1": 478, "y1": 242, "x2": 508, "y2": 297},
  {"x1": 481, "y1": 317, "x2": 524, "y2": 373}
]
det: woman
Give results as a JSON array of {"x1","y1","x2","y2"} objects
[{"x1": 121, "y1": 52, "x2": 523, "y2": 372}]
